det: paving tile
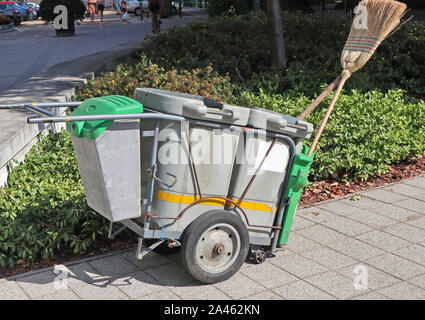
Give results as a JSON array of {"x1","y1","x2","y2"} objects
[
  {"x1": 347, "y1": 211, "x2": 398, "y2": 229},
  {"x1": 383, "y1": 223, "x2": 425, "y2": 243},
  {"x1": 343, "y1": 199, "x2": 414, "y2": 221},
  {"x1": 393, "y1": 244, "x2": 425, "y2": 266},
  {"x1": 352, "y1": 292, "x2": 390, "y2": 300},
  {"x1": 273, "y1": 280, "x2": 335, "y2": 300},
  {"x1": 384, "y1": 183, "x2": 425, "y2": 198},
  {"x1": 291, "y1": 215, "x2": 316, "y2": 231},
  {"x1": 297, "y1": 207, "x2": 339, "y2": 224},
  {"x1": 35, "y1": 290, "x2": 80, "y2": 300},
  {"x1": 317, "y1": 201, "x2": 363, "y2": 216},
  {"x1": 282, "y1": 233, "x2": 321, "y2": 253},
  {"x1": 395, "y1": 199, "x2": 425, "y2": 214},
  {"x1": 53, "y1": 263, "x2": 103, "y2": 289},
  {"x1": 71, "y1": 283, "x2": 130, "y2": 300},
  {"x1": 269, "y1": 253, "x2": 328, "y2": 278},
  {"x1": 336, "y1": 264, "x2": 401, "y2": 291},
  {"x1": 341, "y1": 197, "x2": 383, "y2": 211},
  {"x1": 137, "y1": 290, "x2": 181, "y2": 300},
  {"x1": 241, "y1": 262, "x2": 298, "y2": 289},
  {"x1": 321, "y1": 216, "x2": 373, "y2": 236},
  {"x1": 169, "y1": 283, "x2": 231, "y2": 300},
  {"x1": 328, "y1": 237, "x2": 386, "y2": 261},
  {"x1": 356, "y1": 230, "x2": 412, "y2": 252},
  {"x1": 0, "y1": 281, "x2": 29, "y2": 300},
  {"x1": 407, "y1": 274, "x2": 425, "y2": 290},
  {"x1": 122, "y1": 250, "x2": 172, "y2": 270},
  {"x1": 378, "y1": 282, "x2": 425, "y2": 300},
  {"x1": 110, "y1": 270, "x2": 165, "y2": 299},
  {"x1": 403, "y1": 176, "x2": 425, "y2": 189},
  {"x1": 144, "y1": 262, "x2": 194, "y2": 287},
  {"x1": 305, "y1": 271, "x2": 368, "y2": 299},
  {"x1": 213, "y1": 272, "x2": 266, "y2": 299},
  {"x1": 16, "y1": 270, "x2": 66, "y2": 299},
  {"x1": 242, "y1": 291, "x2": 283, "y2": 300},
  {"x1": 363, "y1": 189, "x2": 409, "y2": 203},
  {"x1": 301, "y1": 247, "x2": 357, "y2": 270},
  {"x1": 366, "y1": 253, "x2": 425, "y2": 280},
  {"x1": 88, "y1": 254, "x2": 139, "y2": 277},
  {"x1": 297, "y1": 225, "x2": 349, "y2": 245},
  {"x1": 406, "y1": 216, "x2": 425, "y2": 230}
]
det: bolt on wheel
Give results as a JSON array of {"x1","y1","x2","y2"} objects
[{"x1": 196, "y1": 223, "x2": 241, "y2": 274}]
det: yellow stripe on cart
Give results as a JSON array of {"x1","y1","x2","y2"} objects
[{"x1": 157, "y1": 190, "x2": 273, "y2": 213}]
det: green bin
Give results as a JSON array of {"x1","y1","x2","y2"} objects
[{"x1": 277, "y1": 145, "x2": 314, "y2": 247}]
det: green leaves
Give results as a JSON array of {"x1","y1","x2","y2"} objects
[
  {"x1": 238, "y1": 89, "x2": 425, "y2": 182},
  {"x1": 0, "y1": 131, "x2": 110, "y2": 267}
]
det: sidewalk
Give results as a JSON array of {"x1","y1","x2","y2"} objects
[{"x1": 1, "y1": 175, "x2": 424, "y2": 300}]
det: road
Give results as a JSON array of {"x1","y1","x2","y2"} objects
[{"x1": 0, "y1": 8, "x2": 206, "y2": 95}]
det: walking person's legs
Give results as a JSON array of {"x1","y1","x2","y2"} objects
[{"x1": 98, "y1": 4, "x2": 104, "y2": 22}]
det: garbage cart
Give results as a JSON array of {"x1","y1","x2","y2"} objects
[{"x1": 4, "y1": 89, "x2": 314, "y2": 284}]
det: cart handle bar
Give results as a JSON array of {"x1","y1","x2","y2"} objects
[
  {"x1": 0, "y1": 102, "x2": 82, "y2": 109},
  {"x1": 27, "y1": 113, "x2": 186, "y2": 124}
]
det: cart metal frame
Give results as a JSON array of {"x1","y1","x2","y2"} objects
[{"x1": 1, "y1": 102, "x2": 298, "y2": 260}]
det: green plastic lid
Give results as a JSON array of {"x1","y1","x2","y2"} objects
[{"x1": 67, "y1": 96, "x2": 143, "y2": 139}]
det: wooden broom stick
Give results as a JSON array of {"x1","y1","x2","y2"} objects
[
  {"x1": 298, "y1": 75, "x2": 341, "y2": 120},
  {"x1": 308, "y1": 71, "x2": 351, "y2": 156}
]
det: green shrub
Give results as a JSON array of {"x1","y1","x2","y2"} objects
[
  {"x1": 142, "y1": 12, "x2": 425, "y2": 97},
  {"x1": 237, "y1": 89, "x2": 425, "y2": 181},
  {"x1": 76, "y1": 54, "x2": 234, "y2": 102},
  {"x1": 0, "y1": 132, "x2": 110, "y2": 267}
]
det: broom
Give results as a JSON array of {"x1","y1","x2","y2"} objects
[{"x1": 298, "y1": 0, "x2": 409, "y2": 156}]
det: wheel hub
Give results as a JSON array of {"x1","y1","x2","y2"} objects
[{"x1": 195, "y1": 223, "x2": 241, "y2": 274}]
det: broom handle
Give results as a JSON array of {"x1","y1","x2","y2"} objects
[
  {"x1": 298, "y1": 75, "x2": 342, "y2": 119},
  {"x1": 308, "y1": 73, "x2": 349, "y2": 156}
]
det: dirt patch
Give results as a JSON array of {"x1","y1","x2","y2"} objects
[{"x1": 300, "y1": 155, "x2": 425, "y2": 207}]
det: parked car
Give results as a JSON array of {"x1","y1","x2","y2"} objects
[
  {"x1": 0, "y1": 1, "x2": 32, "y2": 21},
  {"x1": 15, "y1": 1, "x2": 34, "y2": 21},
  {"x1": 126, "y1": 0, "x2": 146, "y2": 16},
  {"x1": 26, "y1": 2, "x2": 39, "y2": 19},
  {"x1": 0, "y1": 2, "x2": 21, "y2": 25}
]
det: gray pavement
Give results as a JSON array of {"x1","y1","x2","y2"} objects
[
  {"x1": 0, "y1": 9, "x2": 205, "y2": 94},
  {"x1": 1, "y1": 175, "x2": 424, "y2": 300}
]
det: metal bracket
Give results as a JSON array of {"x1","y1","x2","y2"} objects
[
  {"x1": 136, "y1": 238, "x2": 166, "y2": 260},
  {"x1": 153, "y1": 172, "x2": 178, "y2": 188},
  {"x1": 108, "y1": 222, "x2": 127, "y2": 240}
]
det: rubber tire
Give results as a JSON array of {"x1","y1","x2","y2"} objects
[
  {"x1": 181, "y1": 210, "x2": 250, "y2": 284},
  {"x1": 134, "y1": 8, "x2": 141, "y2": 16},
  {"x1": 144, "y1": 239, "x2": 181, "y2": 255}
]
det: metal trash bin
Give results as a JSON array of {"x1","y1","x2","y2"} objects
[
  {"x1": 226, "y1": 107, "x2": 314, "y2": 246},
  {"x1": 66, "y1": 95, "x2": 144, "y2": 222},
  {"x1": 133, "y1": 88, "x2": 251, "y2": 233}
]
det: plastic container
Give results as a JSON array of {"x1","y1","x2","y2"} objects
[
  {"x1": 67, "y1": 95, "x2": 144, "y2": 222},
  {"x1": 226, "y1": 107, "x2": 314, "y2": 245},
  {"x1": 134, "y1": 88, "x2": 251, "y2": 232}
]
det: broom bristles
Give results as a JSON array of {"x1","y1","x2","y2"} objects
[{"x1": 340, "y1": 0, "x2": 408, "y2": 74}]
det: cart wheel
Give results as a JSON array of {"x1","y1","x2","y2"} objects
[
  {"x1": 144, "y1": 239, "x2": 181, "y2": 256},
  {"x1": 181, "y1": 210, "x2": 250, "y2": 284},
  {"x1": 252, "y1": 250, "x2": 266, "y2": 264}
]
